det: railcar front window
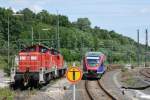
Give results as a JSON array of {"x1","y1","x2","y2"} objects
[{"x1": 87, "y1": 59, "x2": 99, "y2": 67}]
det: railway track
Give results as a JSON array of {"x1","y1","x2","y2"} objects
[
  {"x1": 107, "y1": 64, "x2": 122, "y2": 72},
  {"x1": 85, "y1": 80, "x2": 116, "y2": 100},
  {"x1": 147, "y1": 69, "x2": 150, "y2": 74},
  {"x1": 12, "y1": 78, "x2": 63, "y2": 100},
  {"x1": 121, "y1": 68, "x2": 150, "y2": 90},
  {"x1": 139, "y1": 68, "x2": 150, "y2": 78}
]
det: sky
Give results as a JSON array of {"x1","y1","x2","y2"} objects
[{"x1": 0, "y1": 0, "x2": 150, "y2": 44}]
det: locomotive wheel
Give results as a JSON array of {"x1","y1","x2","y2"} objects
[
  {"x1": 33, "y1": 80, "x2": 39, "y2": 88},
  {"x1": 29, "y1": 80, "x2": 39, "y2": 90},
  {"x1": 37, "y1": 83, "x2": 42, "y2": 90},
  {"x1": 10, "y1": 83, "x2": 17, "y2": 90},
  {"x1": 52, "y1": 72, "x2": 56, "y2": 79},
  {"x1": 44, "y1": 74, "x2": 50, "y2": 84},
  {"x1": 20, "y1": 80, "x2": 27, "y2": 90}
]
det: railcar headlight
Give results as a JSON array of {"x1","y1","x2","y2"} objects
[
  {"x1": 31, "y1": 56, "x2": 37, "y2": 60},
  {"x1": 96, "y1": 64, "x2": 99, "y2": 67}
]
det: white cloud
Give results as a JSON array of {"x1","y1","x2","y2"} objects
[
  {"x1": 140, "y1": 8, "x2": 150, "y2": 14},
  {"x1": 11, "y1": 7, "x2": 17, "y2": 13},
  {"x1": 29, "y1": 5, "x2": 42, "y2": 13}
]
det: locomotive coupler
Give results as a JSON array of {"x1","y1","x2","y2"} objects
[{"x1": 23, "y1": 69, "x2": 30, "y2": 86}]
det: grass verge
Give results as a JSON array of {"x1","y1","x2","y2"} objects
[
  {"x1": 0, "y1": 88, "x2": 14, "y2": 100},
  {"x1": 121, "y1": 69, "x2": 136, "y2": 86}
]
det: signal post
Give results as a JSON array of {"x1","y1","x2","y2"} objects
[{"x1": 65, "y1": 64, "x2": 83, "y2": 100}]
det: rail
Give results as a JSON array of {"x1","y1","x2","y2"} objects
[
  {"x1": 139, "y1": 68, "x2": 150, "y2": 78},
  {"x1": 85, "y1": 80, "x2": 116, "y2": 100}
]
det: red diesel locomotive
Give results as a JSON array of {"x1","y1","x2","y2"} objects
[{"x1": 10, "y1": 44, "x2": 66, "y2": 88}]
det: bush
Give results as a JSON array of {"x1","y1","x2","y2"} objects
[
  {"x1": 121, "y1": 67, "x2": 128, "y2": 72},
  {"x1": 4, "y1": 66, "x2": 10, "y2": 76},
  {"x1": 60, "y1": 48, "x2": 81, "y2": 62},
  {"x1": 0, "y1": 56, "x2": 7, "y2": 69}
]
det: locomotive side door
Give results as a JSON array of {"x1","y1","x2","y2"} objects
[{"x1": 39, "y1": 46, "x2": 49, "y2": 69}]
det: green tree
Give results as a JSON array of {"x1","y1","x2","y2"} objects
[{"x1": 73, "y1": 18, "x2": 91, "y2": 32}]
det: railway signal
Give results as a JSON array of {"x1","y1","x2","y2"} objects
[
  {"x1": 65, "y1": 64, "x2": 83, "y2": 100},
  {"x1": 65, "y1": 66, "x2": 83, "y2": 84}
]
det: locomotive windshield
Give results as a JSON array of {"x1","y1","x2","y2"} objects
[
  {"x1": 87, "y1": 58, "x2": 100, "y2": 67},
  {"x1": 21, "y1": 45, "x2": 36, "y2": 52}
]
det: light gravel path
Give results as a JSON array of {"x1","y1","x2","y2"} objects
[
  {"x1": 29, "y1": 78, "x2": 71, "y2": 100},
  {"x1": 63, "y1": 80, "x2": 91, "y2": 100},
  {"x1": 0, "y1": 70, "x2": 9, "y2": 88},
  {"x1": 101, "y1": 69, "x2": 129, "y2": 100}
]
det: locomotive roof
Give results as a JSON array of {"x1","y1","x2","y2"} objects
[
  {"x1": 20, "y1": 44, "x2": 59, "y2": 53},
  {"x1": 85, "y1": 52, "x2": 103, "y2": 57},
  {"x1": 21, "y1": 44, "x2": 49, "y2": 49}
]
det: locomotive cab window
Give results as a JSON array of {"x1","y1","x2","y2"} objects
[
  {"x1": 51, "y1": 49, "x2": 58, "y2": 55},
  {"x1": 39, "y1": 46, "x2": 49, "y2": 53},
  {"x1": 28, "y1": 46, "x2": 36, "y2": 52},
  {"x1": 21, "y1": 46, "x2": 36, "y2": 52}
]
